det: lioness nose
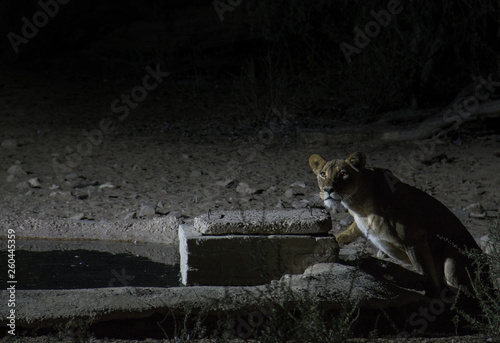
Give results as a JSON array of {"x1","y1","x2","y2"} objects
[{"x1": 323, "y1": 187, "x2": 333, "y2": 194}]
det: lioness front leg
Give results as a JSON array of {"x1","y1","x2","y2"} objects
[
  {"x1": 405, "y1": 244, "x2": 443, "y2": 297},
  {"x1": 335, "y1": 222, "x2": 363, "y2": 246}
]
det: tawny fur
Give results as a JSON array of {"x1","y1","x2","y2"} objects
[{"x1": 309, "y1": 152, "x2": 482, "y2": 297}]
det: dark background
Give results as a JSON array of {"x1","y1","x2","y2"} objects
[{"x1": 1, "y1": 0, "x2": 498, "y2": 126}]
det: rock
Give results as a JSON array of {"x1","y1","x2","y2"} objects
[
  {"x1": 7, "y1": 163, "x2": 25, "y2": 176},
  {"x1": 470, "y1": 212, "x2": 486, "y2": 219},
  {"x1": 99, "y1": 182, "x2": 115, "y2": 189},
  {"x1": 28, "y1": 177, "x2": 42, "y2": 188},
  {"x1": 463, "y1": 203, "x2": 483, "y2": 212},
  {"x1": 69, "y1": 213, "x2": 85, "y2": 220},
  {"x1": 1, "y1": 139, "x2": 17, "y2": 148},
  {"x1": 216, "y1": 178, "x2": 236, "y2": 187},
  {"x1": 179, "y1": 223, "x2": 339, "y2": 286},
  {"x1": 480, "y1": 235, "x2": 497, "y2": 255},
  {"x1": 124, "y1": 212, "x2": 136, "y2": 220},
  {"x1": 290, "y1": 181, "x2": 306, "y2": 188},
  {"x1": 65, "y1": 173, "x2": 79, "y2": 180},
  {"x1": 167, "y1": 210, "x2": 182, "y2": 219},
  {"x1": 155, "y1": 201, "x2": 169, "y2": 215},
  {"x1": 139, "y1": 202, "x2": 156, "y2": 218},
  {"x1": 236, "y1": 182, "x2": 256, "y2": 195},
  {"x1": 284, "y1": 188, "x2": 295, "y2": 198},
  {"x1": 266, "y1": 185, "x2": 277, "y2": 193},
  {"x1": 279, "y1": 260, "x2": 427, "y2": 306},
  {"x1": 6, "y1": 174, "x2": 15, "y2": 183},
  {"x1": 194, "y1": 208, "x2": 332, "y2": 235}
]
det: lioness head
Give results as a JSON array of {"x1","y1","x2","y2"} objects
[{"x1": 309, "y1": 152, "x2": 366, "y2": 209}]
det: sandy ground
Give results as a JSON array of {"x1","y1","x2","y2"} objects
[{"x1": 0, "y1": 63, "x2": 498, "y2": 244}]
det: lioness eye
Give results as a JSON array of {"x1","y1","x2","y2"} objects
[
  {"x1": 340, "y1": 171, "x2": 347, "y2": 178},
  {"x1": 320, "y1": 172, "x2": 326, "y2": 178}
]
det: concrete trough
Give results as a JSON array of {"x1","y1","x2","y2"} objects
[
  {"x1": 180, "y1": 212, "x2": 339, "y2": 286},
  {"x1": 194, "y1": 208, "x2": 332, "y2": 235}
]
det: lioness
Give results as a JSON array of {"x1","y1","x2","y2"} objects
[{"x1": 309, "y1": 151, "x2": 482, "y2": 297}]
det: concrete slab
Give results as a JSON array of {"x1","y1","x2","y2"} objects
[
  {"x1": 179, "y1": 224, "x2": 339, "y2": 286},
  {"x1": 0, "y1": 216, "x2": 180, "y2": 244},
  {"x1": 0, "y1": 262, "x2": 428, "y2": 334},
  {"x1": 194, "y1": 209, "x2": 332, "y2": 235}
]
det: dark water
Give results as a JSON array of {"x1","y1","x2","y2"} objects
[{"x1": 0, "y1": 249, "x2": 181, "y2": 290}]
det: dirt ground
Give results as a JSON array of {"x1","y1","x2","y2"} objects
[{"x1": 1, "y1": 60, "x2": 498, "y2": 242}]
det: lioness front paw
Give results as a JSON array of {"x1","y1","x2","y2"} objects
[{"x1": 334, "y1": 232, "x2": 353, "y2": 246}]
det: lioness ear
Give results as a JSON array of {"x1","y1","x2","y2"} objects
[
  {"x1": 345, "y1": 152, "x2": 366, "y2": 172},
  {"x1": 309, "y1": 154, "x2": 327, "y2": 175}
]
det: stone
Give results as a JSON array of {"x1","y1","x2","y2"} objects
[
  {"x1": 124, "y1": 212, "x2": 136, "y2": 220},
  {"x1": 155, "y1": 201, "x2": 169, "y2": 215},
  {"x1": 65, "y1": 173, "x2": 79, "y2": 180},
  {"x1": 290, "y1": 181, "x2": 306, "y2": 188},
  {"x1": 139, "y1": 202, "x2": 156, "y2": 218},
  {"x1": 194, "y1": 209, "x2": 332, "y2": 235},
  {"x1": 99, "y1": 182, "x2": 115, "y2": 189},
  {"x1": 7, "y1": 163, "x2": 25, "y2": 176},
  {"x1": 69, "y1": 213, "x2": 85, "y2": 220},
  {"x1": 275, "y1": 261, "x2": 427, "y2": 308},
  {"x1": 463, "y1": 203, "x2": 483, "y2": 213},
  {"x1": 179, "y1": 224, "x2": 339, "y2": 286},
  {"x1": 284, "y1": 188, "x2": 295, "y2": 198},
  {"x1": 216, "y1": 178, "x2": 235, "y2": 187},
  {"x1": 28, "y1": 177, "x2": 42, "y2": 188},
  {"x1": 236, "y1": 182, "x2": 256, "y2": 195}
]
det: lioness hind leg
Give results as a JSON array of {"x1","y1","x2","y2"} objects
[
  {"x1": 335, "y1": 222, "x2": 363, "y2": 246},
  {"x1": 444, "y1": 257, "x2": 460, "y2": 289},
  {"x1": 444, "y1": 252, "x2": 479, "y2": 290}
]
